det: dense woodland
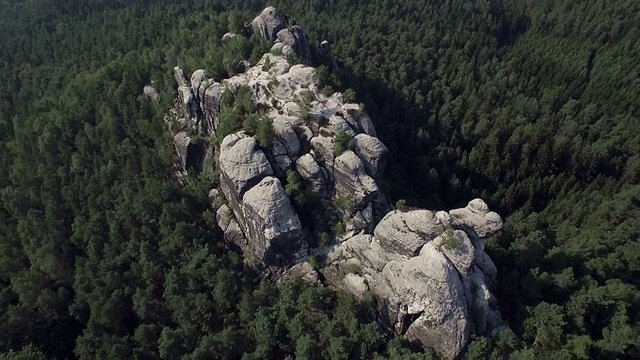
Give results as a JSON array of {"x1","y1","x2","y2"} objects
[{"x1": 0, "y1": 0, "x2": 638, "y2": 359}]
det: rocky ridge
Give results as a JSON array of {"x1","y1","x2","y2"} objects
[{"x1": 165, "y1": 7, "x2": 507, "y2": 359}]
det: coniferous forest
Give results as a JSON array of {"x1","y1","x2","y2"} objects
[{"x1": 1, "y1": 0, "x2": 638, "y2": 359}]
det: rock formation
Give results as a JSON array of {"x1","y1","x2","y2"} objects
[
  {"x1": 165, "y1": 7, "x2": 507, "y2": 359},
  {"x1": 250, "y1": 6, "x2": 287, "y2": 41},
  {"x1": 323, "y1": 200, "x2": 505, "y2": 359}
]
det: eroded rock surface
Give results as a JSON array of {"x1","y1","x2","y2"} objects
[
  {"x1": 449, "y1": 199, "x2": 503, "y2": 237},
  {"x1": 334, "y1": 151, "x2": 378, "y2": 206},
  {"x1": 352, "y1": 133, "x2": 388, "y2": 180},
  {"x1": 251, "y1": 6, "x2": 287, "y2": 41},
  {"x1": 219, "y1": 134, "x2": 273, "y2": 198},
  {"x1": 242, "y1": 177, "x2": 305, "y2": 265},
  {"x1": 325, "y1": 201, "x2": 505, "y2": 358},
  {"x1": 374, "y1": 210, "x2": 443, "y2": 257}
]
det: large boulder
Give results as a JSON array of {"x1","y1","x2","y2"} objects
[
  {"x1": 173, "y1": 66, "x2": 189, "y2": 87},
  {"x1": 278, "y1": 261, "x2": 320, "y2": 284},
  {"x1": 173, "y1": 131, "x2": 190, "y2": 170},
  {"x1": 325, "y1": 216, "x2": 504, "y2": 359},
  {"x1": 310, "y1": 136, "x2": 336, "y2": 169},
  {"x1": 295, "y1": 153, "x2": 327, "y2": 195},
  {"x1": 177, "y1": 85, "x2": 200, "y2": 123},
  {"x1": 320, "y1": 115, "x2": 357, "y2": 137},
  {"x1": 326, "y1": 199, "x2": 506, "y2": 359},
  {"x1": 216, "y1": 204, "x2": 248, "y2": 248},
  {"x1": 190, "y1": 69, "x2": 207, "y2": 99},
  {"x1": 251, "y1": 6, "x2": 287, "y2": 41},
  {"x1": 433, "y1": 229, "x2": 476, "y2": 277},
  {"x1": 337, "y1": 234, "x2": 401, "y2": 271},
  {"x1": 272, "y1": 116, "x2": 301, "y2": 157},
  {"x1": 202, "y1": 82, "x2": 222, "y2": 134},
  {"x1": 143, "y1": 85, "x2": 160, "y2": 102},
  {"x1": 276, "y1": 26, "x2": 311, "y2": 62},
  {"x1": 373, "y1": 210, "x2": 444, "y2": 258},
  {"x1": 334, "y1": 151, "x2": 378, "y2": 205},
  {"x1": 388, "y1": 242, "x2": 470, "y2": 359},
  {"x1": 357, "y1": 112, "x2": 377, "y2": 137},
  {"x1": 272, "y1": 139, "x2": 293, "y2": 172},
  {"x1": 352, "y1": 133, "x2": 388, "y2": 180},
  {"x1": 241, "y1": 176, "x2": 305, "y2": 265},
  {"x1": 221, "y1": 32, "x2": 238, "y2": 42},
  {"x1": 449, "y1": 199, "x2": 503, "y2": 237},
  {"x1": 219, "y1": 133, "x2": 273, "y2": 198},
  {"x1": 283, "y1": 64, "x2": 316, "y2": 88}
]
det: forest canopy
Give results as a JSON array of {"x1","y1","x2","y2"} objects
[{"x1": 1, "y1": 0, "x2": 639, "y2": 359}]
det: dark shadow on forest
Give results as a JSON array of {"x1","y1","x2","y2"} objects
[{"x1": 339, "y1": 69, "x2": 502, "y2": 212}]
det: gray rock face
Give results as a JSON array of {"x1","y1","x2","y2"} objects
[
  {"x1": 272, "y1": 139, "x2": 293, "y2": 172},
  {"x1": 174, "y1": 66, "x2": 189, "y2": 87},
  {"x1": 352, "y1": 134, "x2": 388, "y2": 180},
  {"x1": 278, "y1": 261, "x2": 320, "y2": 284},
  {"x1": 143, "y1": 85, "x2": 160, "y2": 102},
  {"x1": 334, "y1": 151, "x2": 378, "y2": 205},
  {"x1": 319, "y1": 197, "x2": 504, "y2": 359},
  {"x1": 173, "y1": 132, "x2": 190, "y2": 170},
  {"x1": 208, "y1": 189, "x2": 223, "y2": 210},
  {"x1": 216, "y1": 204, "x2": 248, "y2": 248},
  {"x1": 433, "y1": 230, "x2": 476, "y2": 277},
  {"x1": 219, "y1": 133, "x2": 273, "y2": 198},
  {"x1": 357, "y1": 112, "x2": 377, "y2": 137},
  {"x1": 343, "y1": 273, "x2": 369, "y2": 299},
  {"x1": 242, "y1": 176, "x2": 305, "y2": 265},
  {"x1": 190, "y1": 69, "x2": 207, "y2": 99},
  {"x1": 178, "y1": 85, "x2": 200, "y2": 122},
  {"x1": 336, "y1": 234, "x2": 399, "y2": 271},
  {"x1": 374, "y1": 210, "x2": 444, "y2": 258},
  {"x1": 283, "y1": 65, "x2": 316, "y2": 88},
  {"x1": 295, "y1": 154, "x2": 327, "y2": 195},
  {"x1": 449, "y1": 199, "x2": 503, "y2": 237},
  {"x1": 276, "y1": 26, "x2": 311, "y2": 62},
  {"x1": 310, "y1": 136, "x2": 336, "y2": 170},
  {"x1": 202, "y1": 82, "x2": 222, "y2": 134},
  {"x1": 221, "y1": 32, "x2": 238, "y2": 42},
  {"x1": 391, "y1": 242, "x2": 470, "y2": 359},
  {"x1": 321, "y1": 115, "x2": 357, "y2": 137},
  {"x1": 217, "y1": 133, "x2": 306, "y2": 266},
  {"x1": 283, "y1": 102, "x2": 302, "y2": 117},
  {"x1": 272, "y1": 116, "x2": 301, "y2": 157},
  {"x1": 251, "y1": 6, "x2": 287, "y2": 41}
]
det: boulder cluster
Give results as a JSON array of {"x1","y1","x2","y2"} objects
[
  {"x1": 322, "y1": 201, "x2": 505, "y2": 359},
  {"x1": 163, "y1": 7, "x2": 508, "y2": 359}
]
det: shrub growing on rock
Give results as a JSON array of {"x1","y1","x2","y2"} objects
[
  {"x1": 255, "y1": 116, "x2": 275, "y2": 148},
  {"x1": 334, "y1": 131, "x2": 352, "y2": 156},
  {"x1": 342, "y1": 88, "x2": 356, "y2": 103}
]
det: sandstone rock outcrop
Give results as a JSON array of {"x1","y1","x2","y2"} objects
[
  {"x1": 334, "y1": 151, "x2": 378, "y2": 206},
  {"x1": 352, "y1": 133, "x2": 388, "y2": 180},
  {"x1": 276, "y1": 26, "x2": 311, "y2": 62},
  {"x1": 143, "y1": 84, "x2": 160, "y2": 102},
  {"x1": 166, "y1": 7, "x2": 507, "y2": 359},
  {"x1": 250, "y1": 6, "x2": 287, "y2": 41},
  {"x1": 295, "y1": 153, "x2": 328, "y2": 196},
  {"x1": 373, "y1": 210, "x2": 444, "y2": 257},
  {"x1": 242, "y1": 176, "x2": 305, "y2": 265},
  {"x1": 449, "y1": 199, "x2": 503, "y2": 237},
  {"x1": 324, "y1": 202, "x2": 505, "y2": 359},
  {"x1": 219, "y1": 134, "x2": 273, "y2": 198}
]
